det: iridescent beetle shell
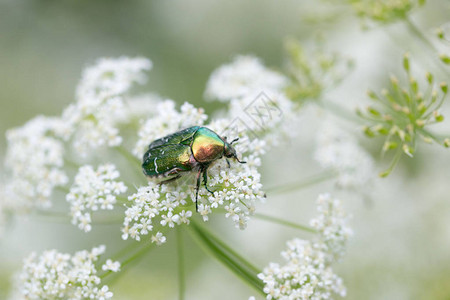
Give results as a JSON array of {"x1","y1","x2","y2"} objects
[{"x1": 142, "y1": 126, "x2": 245, "y2": 211}]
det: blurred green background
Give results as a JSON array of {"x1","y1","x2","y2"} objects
[{"x1": 1, "y1": 0, "x2": 450, "y2": 299}]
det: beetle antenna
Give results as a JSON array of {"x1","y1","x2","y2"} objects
[
  {"x1": 235, "y1": 156, "x2": 246, "y2": 164},
  {"x1": 230, "y1": 138, "x2": 239, "y2": 145}
]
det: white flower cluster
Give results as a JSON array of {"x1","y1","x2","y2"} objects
[
  {"x1": 11, "y1": 245, "x2": 119, "y2": 300},
  {"x1": 205, "y1": 55, "x2": 299, "y2": 149},
  {"x1": 204, "y1": 55, "x2": 288, "y2": 102},
  {"x1": 314, "y1": 119, "x2": 374, "y2": 189},
  {"x1": 4, "y1": 116, "x2": 69, "y2": 208},
  {"x1": 123, "y1": 155, "x2": 266, "y2": 243},
  {"x1": 122, "y1": 182, "x2": 191, "y2": 243},
  {"x1": 197, "y1": 156, "x2": 265, "y2": 229},
  {"x1": 66, "y1": 164, "x2": 127, "y2": 232},
  {"x1": 310, "y1": 193, "x2": 352, "y2": 262},
  {"x1": 229, "y1": 91, "x2": 298, "y2": 145},
  {"x1": 258, "y1": 239, "x2": 346, "y2": 300},
  {"x1": 3, "y1": 57, "x2": 152, "y2": 216},
  {"x1": 65, "y1": 57, "x2": 152, "y2": 155},
  {"x1": 258, "y1": 193, "x2": 351, "y2": 300},
  {"x1": 133, "y1": 100, "x2": 208, "y2": 158}
]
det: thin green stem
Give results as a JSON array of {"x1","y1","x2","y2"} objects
[
  {"x1": 55, "y1": 185, "x2": 71, "y2": 194},
  {"x1": 110, "y1": 241, "x2": 143, "y2": 262},
  {"x1": 64, "y1": 158, "x2": 80, "y2": 170},
  {"x1": 100, "y1": 241, "x2": 155, "y2": 282},
  {"x1": 379, "y1": 148, "x2": 403, "y2": 177},
  {"x1": 34, "y1": 209, "x2": 123, "y2": 225},
  {"x1": 188, "y1": 221, "x2": 265, "y2": 295},
  {"x1": 193, "y1": 220, "x2": 260, "y2": 274},
  {"x1": 265, "y1": 171, "x2": 336, "y2": 194},
  {"x1": 32, "y1": 210, "x2": 70, "y2": 223},
  {"x1": 405, "y1": 17, "x2": 437, "y2": 53},
  {"x1": 116, "y1": 196, "x2": 130, "y2": 204},
  {"x1": 176, "y1": 227, "x2": 186, "y2": 300},
  {"x1": 318, "y1": 98, "x2": 365, "y2": 124},
  {"x1": 115, "y1": 145, "x2": 142, "y2": 170},
  {"x1": 404, "y1": 17, "x2": 450, "y2": 77},
  {"x1": 118, "y1": 243, "x2": 155, "y2": 268},
  {"x1": 253, "y1": 213, "x2": 317, "y2": 233}
]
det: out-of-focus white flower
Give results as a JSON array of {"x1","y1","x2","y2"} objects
[
  {"x1": 10, "y1": 245, "x2": 117, "y2": 300},
  {"x1": 133, "y1": 100, "x2": 208, "y2": 158},
  {"x1": 205, "y1": 55, "x2": 288, "y2": 102},
  {"x1": 66, "y1": 164, "x2": 127, "y2": 232},
  {"x1": 227, "y1": 90, "x2": 299, "y2": 147},
  {"x1": 310, "y1": 193, "x2": 352, "y2": 262},
  {"x1": 314, "y1": 119, "x2": 374, "y2": 189},
  {"x1": 114, "y1": 93, "x2": 163, "y2": 124},
  {"x1": 0, "y1": 181, "x2": 33, "y2": 237},
  {"x1": 258, "y1": 239, "x2": 346, "y2": 300},
  {"x1": 4, "y1": 116, "x2": 69, "y2": 209},
  {"x1": 67, "y1": 57, "x2": 152, "y2": 156},
  {"x1": 102, "y1": 259, "x2": 121, "y2": 272},
  {"x1": 77, "y1": 56, "x2": 152, "y2": 99}
]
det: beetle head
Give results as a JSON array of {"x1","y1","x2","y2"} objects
[{"x1": 224, "y1": 138, "x2": 246, "y2": 164}]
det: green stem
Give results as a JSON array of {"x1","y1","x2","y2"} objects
[
  {"x1": 318, "y1": 98, "x2": 364, "y2": 124},
  {"x1": 56, "y1": 185, "x2": 71, "y2": 194},
  {"x1": 64, "y1": 158, "x2": 80, "y2": 170},
  {"x1": 116, "y1": 196, "x2": 130, "y2": 204},
  {"x1": 188, "y1": 221, "x2": 265, "y2": 295},
  {"x1": 194, "y1": 220, "x2": 260, "y2": 274},
  {"x1": 117, "y1": 242, "x2": 155, "y2": 268},
  {"x1": 110, "y1": 241, "x2": 144, "y2": 262},
  {"x1": 176, "y1": 228, "x2": 186, "y2": 300},
  {"x1": 265, "y1": 171, "x2": 336, "y2": 194},
  {"x1": 100, "y1": 241, "x2": 155, "y2": 282},
  {"x1": 379, "y1": 148, "x2": 402, "y2": 177},
  {"x1": 34, "y1": 209, "x2": 124, "y2": 225},
  {"x1": 404, "y1": 17, "x2": 450, "y2": 77},
  {"x1": 33, "y1": 210, "x2": 70, "y2": 223},
  {"x1": 253, "y1": 213, "x2": 317, "y2": 233},
  {"x1": 404, "y1": 17, "x2": 437, "y2": 53},
  {"x1": 115, "y1": 145, "x2": 142, "y2": 170}
]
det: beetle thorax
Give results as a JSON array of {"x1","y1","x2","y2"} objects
[{"x1": 191, "y1": 133, "x2": 224, "y2": 163}]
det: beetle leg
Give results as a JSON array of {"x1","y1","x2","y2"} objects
[
  {"x1": 195, "y1": 168, "x2": 202, "y2": 212},
  {"x1": 226, "y1": 159, "x2": 231, "y2": 168},
  {"x1": 202, "y1": 168, "x2": 214, "y2": 195},
  {"x1": 158, "y1": 174, "x2": 182, "y2": 185}
]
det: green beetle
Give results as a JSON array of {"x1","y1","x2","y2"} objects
[{"x1": 142, "y1": 126, "x2": 246, "y2": 211}]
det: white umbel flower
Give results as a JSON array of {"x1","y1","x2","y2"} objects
[
  {"x1": 67, "y1": 57, "x2": 152, "y2": 156},
  {"x1": 315, "y1": 119, "x2": 374, "y2": 189},
  {"x1": 76, "y1": 56, "x2": 152, "y2": 99},
  {"x1": 11, "y1": 245, "x2": 116, "y2": 300},
  {"x1": 258, "y1": 239, "x2": 346, "y2": 300},
  {"x1": 205, "y1": 55, "x2": 288, "y2": 102},
  {"x1": 5, "y1": 116, "x2": 69, "y2": 208},
  {"x1": 310, "y1": 193, "x2": 353, "y2": 262},
  {"x1": 122, "y1": 154, "x2": 265, "y2": 242},
  {"x1": 66, "y1": 164, "x2": 127, "y2": 232}
]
